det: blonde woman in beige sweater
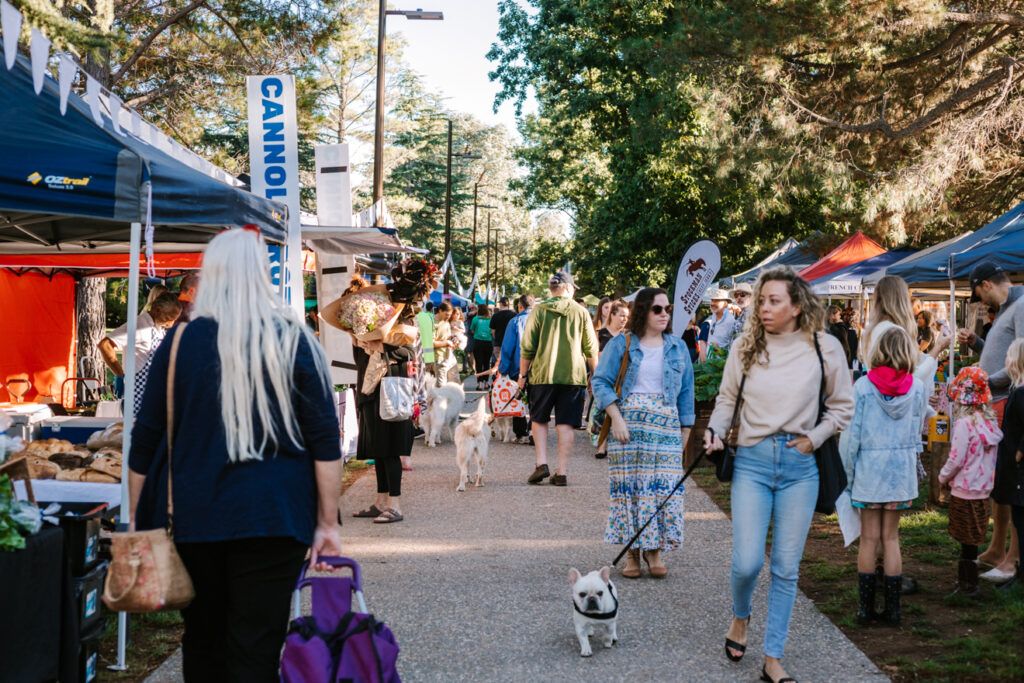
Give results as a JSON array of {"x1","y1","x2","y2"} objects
[{"x1": 704, "y1": 266, "x2": 854, "y2": 683}]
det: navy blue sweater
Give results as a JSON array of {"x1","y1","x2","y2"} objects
[{"x1": 129, "y1": 318, "x2": 341, "y2": 545}]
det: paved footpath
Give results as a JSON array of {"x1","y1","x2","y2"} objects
[{"x1": 146, "y1": 394, "x2": 886, "y2": 682}]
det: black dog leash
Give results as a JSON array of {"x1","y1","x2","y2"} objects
[{"x1": 612, "y1": 449, "x2": 708, "y2": 566}]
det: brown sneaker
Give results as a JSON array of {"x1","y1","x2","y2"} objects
[
  {"x1": 550, "y1": 474, "x2": 567, "y2": 486},
  {"x1": 527, "y1": 464, "x2": 550, "y2": 484}
]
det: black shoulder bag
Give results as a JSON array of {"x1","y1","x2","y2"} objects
[
  {"x1": 812, "y1": 332, "x2": 847, "y2": 514},
  {"x1": 706, "y1": 374, "x2": 746, "y2": 482}
]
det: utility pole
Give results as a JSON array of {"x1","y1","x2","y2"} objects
[{"x1": 444, "y1": 120, "x2": 452, "y2": 293}]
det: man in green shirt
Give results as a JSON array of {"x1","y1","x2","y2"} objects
[{"x1": 518, "y1": 271, "x2": 599, "y2": 486}]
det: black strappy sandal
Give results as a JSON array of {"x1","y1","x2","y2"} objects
[
  {"x1": 761, "y1": 665, "x2": 797, "y2": 683},
  {"x1": 724, "y1": 615, "x2": 750, "y2": 662}
]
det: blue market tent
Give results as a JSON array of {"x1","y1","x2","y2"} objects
[
  {"x1": 0, "y1": 49, "x2": 287, "y2": 248},
  {"x1": 810, "y1": 248, "x2": 916, "y2": 297},
  {"x1": 429, "y1": 288, "x2": 470, "y2": 308},
  {"x1": 885, "y1": 201, "x2": 1024, "y2": 287}
]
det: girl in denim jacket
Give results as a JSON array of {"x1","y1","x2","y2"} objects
[
  {"x1": 940, "y1": 366, "x2": 1003, "y2": 598},
  {"x1": 843, "y1": 327, "x2": 928, "y2": 625}
]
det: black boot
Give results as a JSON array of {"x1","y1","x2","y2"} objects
[
  {"x1": 882, "y1": 575, "x2": 902, "y2": 625},
  {"x1": 951, "y1": 559, "x2": 981, "y2": 599},
  {"x1": 856, "y1": 572, "x2": 878, "y2": 625}
]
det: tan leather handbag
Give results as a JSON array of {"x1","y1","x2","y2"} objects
[{"x1": 103, "y1": 324, "x2": 195, "y2": 613}]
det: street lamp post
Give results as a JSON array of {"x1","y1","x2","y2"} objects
[
  {"x1": 443, "y1": 122, "x2": 479, "y2": 293},
  {"x1": 486, "y1": 215, "x2": 505, "y2": 302},
  {"x1": 373, "y1": 4, "x2": 442, "y2": 226}
]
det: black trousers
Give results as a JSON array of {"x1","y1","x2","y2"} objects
[
  {"x1": 1013, "y1": 505, "x2": 1024, "y2": 569},
  {"x1": 473, "y1": 341, "x2": 493, "y2": 375},
  {"x1": 513, "y1": 416, "x2": 530, "y2": 438},
  {"x1": 176, "y1": 537, "x2": 308, "y2": 683},
  {"x1": 376, "y1": 457, "x2": 403, "y2": 497}
]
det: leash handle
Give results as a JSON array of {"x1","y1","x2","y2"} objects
[{"x1": 612, "y1": 449, "x2": 707, "y2": 566}]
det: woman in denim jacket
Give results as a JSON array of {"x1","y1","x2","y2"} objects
[{"x1": 592, "y1": 288, "x2": 695, "y2": 579}]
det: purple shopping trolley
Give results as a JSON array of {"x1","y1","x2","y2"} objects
[{"x1": 280, "y1": 557, "x2": 400, "y2": 683}]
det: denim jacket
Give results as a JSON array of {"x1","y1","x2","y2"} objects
[
  {"x1": 840, "y1": 375, "x2": 928, "y2": 503},
  {"x1": 592, "y1": 332, "x2": 695, "y2": 427}
]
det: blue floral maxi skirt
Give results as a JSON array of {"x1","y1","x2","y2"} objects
[{"x1": 605, "y1": 394, "x2": 685, "y2": 551}]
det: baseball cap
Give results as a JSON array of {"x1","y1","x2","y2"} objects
[
  {"x1": 968, "y1": 262, "x2": 1004, "y2": 303},
  {"x1": 550, "y1": 271, "x2": 576, "y2": 289}
]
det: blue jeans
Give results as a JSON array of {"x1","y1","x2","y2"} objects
[{"x1": 730, "y1": 433, "x2": 819, "y2": 659}]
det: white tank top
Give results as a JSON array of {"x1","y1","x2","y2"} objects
[{"x1": 630, "y1": 343, "x2": 664, "y2": 395}]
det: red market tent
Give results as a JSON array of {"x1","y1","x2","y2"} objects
[{"x1": 798, "y1": 232, "x2": 886, "y2": 282}]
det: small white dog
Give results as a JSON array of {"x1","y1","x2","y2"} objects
[
  {"x1": 491, "y1": 416, "x2": 514, "y2": 443},
  {"x1": 570, "y1": 567, "x2": 618, "y2": 657},
  {"x1": 422, "y1": 376, "x2": 465, "y2": 447},
  {"x1": 454, "y1": 399, "x2": 490, "y2": 492}
]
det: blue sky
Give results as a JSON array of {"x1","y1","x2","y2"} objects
[{"x1": 391, "y1": 0, "x2": 535, "y2": 136}]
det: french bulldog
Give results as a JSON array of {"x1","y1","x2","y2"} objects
[{"x1": 569, "y1": 566, "x2": 618, "y2": 657}]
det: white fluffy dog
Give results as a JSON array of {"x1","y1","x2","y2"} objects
[
  {"x1": 491, "y1": 416, "x2": 514, "y2": 443},
  {"x1": 422, "y1": 376, "x2": 465, "y2": 447},
  {"x1": 455, "y1": 399, "x2": 490, "y2": 492}
]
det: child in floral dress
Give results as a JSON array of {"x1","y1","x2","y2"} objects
[{"x1": 940, "y1": 366, "x2": 1003, "y2": 598}]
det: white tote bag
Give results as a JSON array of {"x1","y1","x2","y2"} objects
[{"x1": 379, "y1": 376, "x2": 416, "y2": 422}]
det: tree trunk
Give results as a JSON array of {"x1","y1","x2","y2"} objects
[{"x1": 75, "y1": 278, "x2": 107, "y2": 401}]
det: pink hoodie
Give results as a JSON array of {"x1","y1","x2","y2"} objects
[{"x1": 939, "y1": 415, "x2": 1003, "y2": 499}]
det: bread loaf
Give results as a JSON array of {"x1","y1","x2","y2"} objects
[
  {"x1": 49, "y1": 452, "x2": 89, "y2": 469},
  {"x1": 87, "y1": 423, "x2": 124, "y2": 450},
  {"x1": 26, "y1": 456, "x2": 59, "y2": 479},
  {"x1": 89, "y1": 456, "x2": 122, "y2": 479},
  {"x1": 81, "y1": 470, "x2": 118, "y2": 483},
  {"x1": 94, "y1": 447, "x2": 122, "y2": 460}
]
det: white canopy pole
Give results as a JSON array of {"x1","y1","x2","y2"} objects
[
  {"x1": 949, "y1": 279, "x2": 957, "y2": 380},
  {"x1": 110, "y1": 219, "x2": 141, "y2": 671}
]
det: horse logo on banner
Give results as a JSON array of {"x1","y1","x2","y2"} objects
[{"x1": 672, "y1": 240, "x2": 721, "y2": 334}]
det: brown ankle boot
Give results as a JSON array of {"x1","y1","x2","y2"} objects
[
  {"x1": 622, "y1": 549, "x2": 641, "y2": 578},
  {"x1": 643, "y1": 549, "x2": 667, "y2": 578}
]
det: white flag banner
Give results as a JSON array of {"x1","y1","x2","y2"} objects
[
  {"x1": 129, "y1": 111, "x2": 141, "y2": 138},
  {"x1": 109, "y1": 93, "x2": 123, "y2": 135},
  {"x1": 29, "y1": 27, "x2": 50, "y2": 93},
  {"x1": 672, "y1": 239, "x2": 722, "y2": 334},
  {"x1": 85, "y1": 74, "x2": 103, "y2": 125},
  {"x1": 57, "y1": 53, "x2": 75, "y2": 114},
  {"x1": 1, "y1": 0, "x2": 22, "y2": 70}
]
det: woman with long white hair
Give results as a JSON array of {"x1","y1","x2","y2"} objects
[{"x1": 128, "y1": 228, "x2": 342, "y2": 682}]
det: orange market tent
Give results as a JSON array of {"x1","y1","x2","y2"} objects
[{"x1": 798, "y1": 232, "x2": 887, "y2": 282}]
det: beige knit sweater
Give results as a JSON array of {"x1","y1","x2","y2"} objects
[{"x1": 708, "y1": 330, "x2": 855, "y2": 449}]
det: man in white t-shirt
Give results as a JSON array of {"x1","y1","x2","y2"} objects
[{"x1": 705, "y1": 288, "x2": 736, "y2": 351}]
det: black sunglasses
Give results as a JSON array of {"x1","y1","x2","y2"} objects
[
  {"x1": 733, "y1": 292, "x2": 750, "y2": 299},
  {"x1": 651, "y1": 304, "x2": 674, "y2": 315}
]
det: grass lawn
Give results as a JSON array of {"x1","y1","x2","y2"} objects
[{"x1": 691, "y1": 450, "x2": 1024, "y2": 681}]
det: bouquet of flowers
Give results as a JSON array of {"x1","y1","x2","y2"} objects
[
  {"x1": 320, "y1": 284, "x2": 403, "y2": 342},
  {"x1": 338, "y1": 290, "x2": 396, "y2": 337},
  {"x1": 387, "y1": 259, "x2": 441, "y2": 304}
]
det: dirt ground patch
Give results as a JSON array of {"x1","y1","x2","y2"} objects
[{"x1": 691, "y1": 453, "x2": 1024, "y2": 681}]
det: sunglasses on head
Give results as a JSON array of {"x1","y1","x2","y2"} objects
[{"x1": 651, "y1": 304, "x2": 673, "y2": 315}]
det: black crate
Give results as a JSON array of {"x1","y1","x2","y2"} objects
[
  {"x1": 74, "y1": 560, "x2": 108, "y2": 634},
  {"x1": 42, "y1": 501, "x2": 110, "y2": 575},
  {"x1": 74, "y1": 619, "x2": 105, "y2": 683}
]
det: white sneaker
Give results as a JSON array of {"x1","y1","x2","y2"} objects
[{"x1": 980, "y1": 567, "x2": 1015, "y2": 582}]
